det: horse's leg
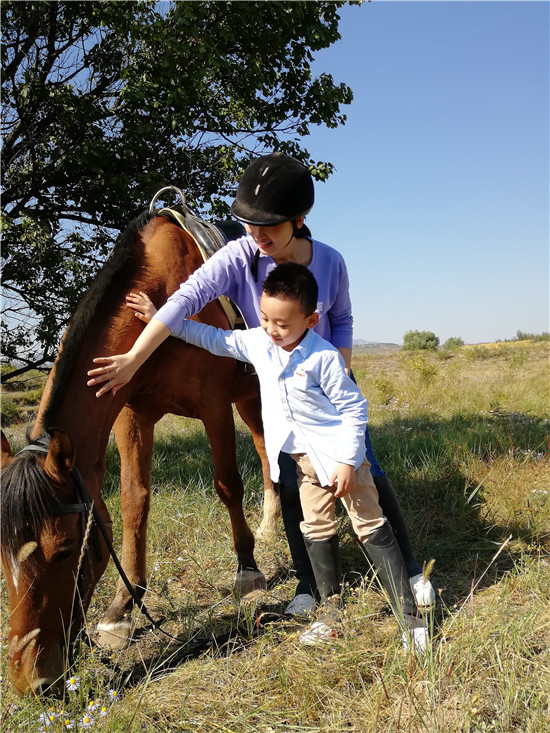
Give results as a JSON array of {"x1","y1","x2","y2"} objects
[
  {"x1": 202, "y1": 406, "x2": 266, "y2": 595},
  {"x1": 96, "y1": 407, "x2": 154, "y2": 647},
  {"x1": 235, "y1": 396, "x2": 280, "y2": 540}
]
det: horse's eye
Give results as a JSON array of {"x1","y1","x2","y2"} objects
[{"x1": 53, "y1": 547, "x2": 78, "y2": 563}]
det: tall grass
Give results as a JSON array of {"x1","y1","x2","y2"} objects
[{"x1": 1, "y1": 341, "x2": 548, "y2": 732}]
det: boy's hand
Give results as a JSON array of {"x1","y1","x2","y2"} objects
[
  {"x1": 329, "y1": 463, "x2": 356, "y2": 497},
  {"x1": 126, "y1": 291, "x2": 157, "y2": 323},
  {"x1": 86, "y1": 353, "x2": 137, "y2": 397}
]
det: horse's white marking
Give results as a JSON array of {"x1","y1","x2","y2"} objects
[
  {"x1": 96, "y1": 620, "x2": 132, "y2": 649},
  {"x1": 9, "y1": 558, "x2": 19, "y2": 593},
  {"x1": 96, "y1": 620, "x2": 131, "y2": 633}
]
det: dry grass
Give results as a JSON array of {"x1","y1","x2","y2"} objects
[{"x1": 1, "y1": 341, "x2": 549, "y2": 732}]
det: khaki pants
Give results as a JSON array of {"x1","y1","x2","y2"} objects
[{"x1": 291, "y1": 454, "x2": 386, "y2": 543}]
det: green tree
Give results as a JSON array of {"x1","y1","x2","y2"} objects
[
  {"x1": 402, "y1": 330, "x2": 440, "y2": 351},
  {"x1": 443, "y1": 336, "x2": 464, "y2": 351},
  {"x1": 1, "y1": 0, "x2": 355, "y2": 377}
]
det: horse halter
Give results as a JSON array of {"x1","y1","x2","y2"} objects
[{"x1": 15, "y1": 439, "x2": 101, "y2": 627}]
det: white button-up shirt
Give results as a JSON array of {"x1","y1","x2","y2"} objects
[{"x1": 174, "y1": 321, "x2": 368, "y2": 486}]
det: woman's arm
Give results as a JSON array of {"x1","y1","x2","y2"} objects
[{"x1": 337, "y1": 346, "x2": 352, "y2": 375}]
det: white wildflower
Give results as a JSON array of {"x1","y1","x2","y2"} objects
[{"x1": 66, "y1": 676, "x2": 81, "y2": 691}]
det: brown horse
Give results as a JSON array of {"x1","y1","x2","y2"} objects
[{"x1": 0, "y1": 211, "x2": 276, "y2": 696}]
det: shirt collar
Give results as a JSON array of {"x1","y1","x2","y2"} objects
[{"x1": 264, "y1": 327, "x2": 316, "y2": 359}]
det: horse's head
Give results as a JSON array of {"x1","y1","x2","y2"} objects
[{"x1": 0, "y1": 429, "x2": 111, "y2": 696}]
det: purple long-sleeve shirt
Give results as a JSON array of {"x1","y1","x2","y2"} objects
[{"x1": 153, "y1": 235, "x2": 353, "y2": 349}]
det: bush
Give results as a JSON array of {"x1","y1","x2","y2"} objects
[
  {"x1": 515, "y1": 330, "x2": 550, "y2": 342},
  {"x1": 18, "y1": 387, "x2": 44, "y2": 405},
  {"x1": 443, "y1": 336, "x2": 464, "y2": 351},
  {"x1": 402, "y1": 330, "x2": 440, "y2": 351},
  {"x1": 1, "y1": 398, "x2": 21, "y2": 426}
]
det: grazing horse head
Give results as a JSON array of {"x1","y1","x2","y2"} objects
[{"x1": 1, "y1": 429, "x2": 111, "y2": 695}]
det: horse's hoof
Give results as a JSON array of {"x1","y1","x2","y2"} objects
[
  {"x1": 95, "y1": 620, "x2": 132, "y2": 649},
  {"x1": 233, "y1": 569, "x2": 267, "y2": 597}
]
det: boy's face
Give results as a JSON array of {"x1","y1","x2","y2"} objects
[{"x1": 260, "y1": 292, "x2": 319, "y2": 352}]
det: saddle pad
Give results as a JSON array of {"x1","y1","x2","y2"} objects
[{"x1": 158, "y1": 206, "x2": 245, "y2": 329}]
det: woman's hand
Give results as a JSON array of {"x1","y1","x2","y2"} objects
[
  {"x1": 87, "y1": 353, "x2": 138, "y2": 397},
  {"x1": 329, "y1": 463, "x2": 356, "y2": 498},
  {"x1": 126, "y1": 291, "x2": 158, "y2": 323}
]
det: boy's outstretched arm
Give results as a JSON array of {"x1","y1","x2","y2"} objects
[{"x1": 87, "y1": 318, "x2": 171, "y2": 397}]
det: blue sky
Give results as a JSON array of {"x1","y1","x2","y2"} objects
[{"x1": 301, "y1": 1, "x2": 548, "y2": 345}]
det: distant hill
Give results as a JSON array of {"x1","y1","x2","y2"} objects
[{"x1": 353, "y1": 339, "x2": 400, "y2": 351}]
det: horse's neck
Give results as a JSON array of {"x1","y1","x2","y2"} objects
[
  {"x1": 31, "y1": 216, "x2": 202, "y2": 481},
  {"x1": 33, "y1": 338, "x2": 121, "y2": 480}
]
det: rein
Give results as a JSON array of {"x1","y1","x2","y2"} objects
[{"x1": 16, "y1": 440, "x2": 183, "y2": 643}]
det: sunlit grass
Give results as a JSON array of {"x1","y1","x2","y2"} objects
[{"x1": 1, "y1": 341, "x2": 548, "y2": 731}]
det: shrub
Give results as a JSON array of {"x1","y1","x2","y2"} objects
[
  {"x1": 19, "y1": 387, "x2": 44, "y2": 406},
  {"x1": 401, "y1": 352, "x2": 439, "y2": 386},
  {"x1": 1, "y1": 398, "x2": 21, "y2": 426},
  {"x1": 402, "y1": 330, "x2": 440, "y2": 351},
  {"x1": 515, "y1": 330, "x2": 550, "y2": 342},
  {"x1": 443, "y1": 336, "x2": 464, "y2": 351}
]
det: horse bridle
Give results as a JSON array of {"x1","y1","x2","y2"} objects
[
  {"x1": 17, "y1": 440, "x2": 99, "y2": 622},
  {"x1": 15, "y1": 438, "x2": 181, "y2": 642}
]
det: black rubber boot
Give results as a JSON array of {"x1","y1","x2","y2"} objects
[
  {"x1": 373, "y1": 474, "x2": 422, "y2": 578},
  {"x1": 303, "y1": 534, "x2": 342, "y2": 602},
  {"x1": 362, "y1": 522, "x2": 416, "y2": 622},
  {"x1": 279, "y1": 485, "x2": 318, "y2": 598},
  {"x1": 300, "y1": 535, "x2": 342, "y2": 644}
]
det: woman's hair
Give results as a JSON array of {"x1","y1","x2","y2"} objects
[
  {"x1": 293, "y1": 220, "x2": 312, "y2": 238},
  {"x1": 262, "y1": 262, "x2": 318, "y2": 316}
]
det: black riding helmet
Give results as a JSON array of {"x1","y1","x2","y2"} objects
[{"x1": 231, "y1": 152, "x2": 314, "y2": 226}]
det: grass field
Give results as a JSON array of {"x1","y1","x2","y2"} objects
[{"x1": 1, "y1": 341, "x2": 549, "y2": 732}]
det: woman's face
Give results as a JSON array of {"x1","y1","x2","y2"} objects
[{"x1": 244, "y1": 216, "x2": 304, "y2": 262}]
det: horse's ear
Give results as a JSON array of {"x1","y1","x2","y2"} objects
[
  {"x1": 1, "y1": 431, "x2": 13, "y2": 468},
  {"x1": 44, "y1": 428, "x2": 75, "y2": 483}
]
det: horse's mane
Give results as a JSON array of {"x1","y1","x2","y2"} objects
[
  {"x1": 42, "y1": 210, "x2": 153, "y2": 428},
  {"x1": 0, "y1": 439, "x2": 60, "y2": 573}
]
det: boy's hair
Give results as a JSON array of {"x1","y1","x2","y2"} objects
[{"x1": 262, "y1": 262, "x2": 318, "y2": 316}]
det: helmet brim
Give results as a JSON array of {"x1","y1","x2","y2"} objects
[{"x1": 231, "y1": 202, "x2": 312, "y2": 227}]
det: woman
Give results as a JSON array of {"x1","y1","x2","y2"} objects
[{"x1": 87, "y1": 152, "x2": 435, "y2": 615}]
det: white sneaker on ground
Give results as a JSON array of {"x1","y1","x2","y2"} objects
[
  {"x1": 284, "y1": 593, "x2": 315, "y2": 616},
  {"x1": 401, "y1": 623, "x2": 430, "y2": 653},
  {"x1": 410, "y1": 573, "x2": 436, "y2": 608},
  {"x1": 299, "y1": 621, "x2": 338, "y2": 646}
]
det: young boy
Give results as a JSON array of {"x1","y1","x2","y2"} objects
[{"x1": 171, "y1": 262, "x2": 427, "y2": 649}]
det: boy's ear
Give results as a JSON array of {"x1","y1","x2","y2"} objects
[{"x1": 306, "y1": 312, "x2": 319, "y2": 329}]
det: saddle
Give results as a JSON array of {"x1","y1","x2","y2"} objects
[{"x1": 149, "y1": 187, "x2": 246, "y2": 329}]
